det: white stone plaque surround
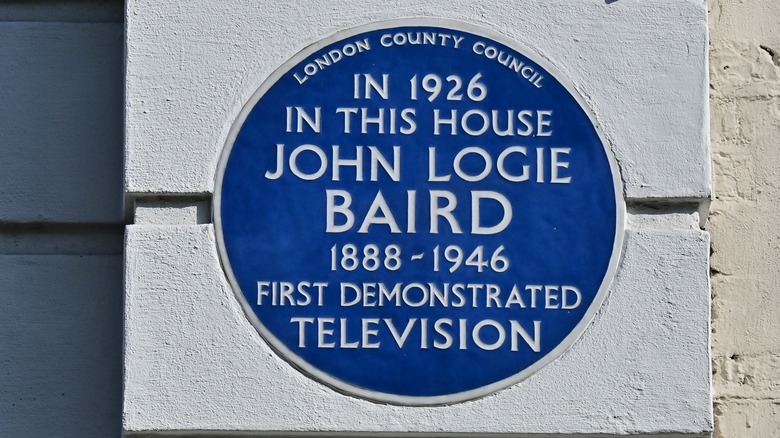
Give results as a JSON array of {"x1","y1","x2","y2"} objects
[{"x1": 124, "y1": 1, "x2": 711, "y2": 436}]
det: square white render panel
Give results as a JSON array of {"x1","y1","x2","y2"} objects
[
  {"x1": 125, "y1": 0, "x2": 709, "y2": 200},
  {"x1": 124, "y1": 2, "x2": 711, "y2": 435},
  {"x1": 123, "y1": 224, "x2": 711, "y2": 436}
]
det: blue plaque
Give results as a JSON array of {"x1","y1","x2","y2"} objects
[{"x1": 215, "y1": 19, "x2": 624, "y2": 405}]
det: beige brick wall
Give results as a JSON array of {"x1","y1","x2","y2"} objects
[{"x1": 708, "y1": 0, "x2": 780, "y2": 436}]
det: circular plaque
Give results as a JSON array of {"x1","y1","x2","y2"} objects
[{"x1": 215, "y1": 19, "x2": 624, "y2": 405}]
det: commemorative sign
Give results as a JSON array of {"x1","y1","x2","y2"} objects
[{"x1": 214, "y1": 19, "x2": 624, "y2": 405}]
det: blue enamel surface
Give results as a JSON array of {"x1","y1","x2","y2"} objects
[{"x1": 218, "y1": 25, "x2": 618, "y2": 399}]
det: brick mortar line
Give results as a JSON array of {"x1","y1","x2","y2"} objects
[
  {"x1": 714, "y1": 397, "x2": 780, "y2": 402},
  {"x1": 710, "y1": 95, "x2": 780, "y2": 102}
]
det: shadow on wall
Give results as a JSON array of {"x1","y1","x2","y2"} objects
[
  {"x1": 0, "y1": 254, "x2": 124, "y2": 437},
  {"x1": 0, "y1": 17, "x2": 125, "y2": 438}
]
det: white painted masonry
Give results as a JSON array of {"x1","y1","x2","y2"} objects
[
  {"x1": 125, "y1": 0, "x2": 710, "y2": 200},
  {"x1": 123, "y1": 0, "x2": 712, "y2": 436},
  {"x1": 124, "y1": 225, "x2": 711, "y2": 435},
  {"x1": 708, "y1": 0, "x2": 780, "y2": 436}
]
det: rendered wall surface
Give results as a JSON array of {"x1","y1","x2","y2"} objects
[
  {"x1": 708, "y1": 0, "x2": 780, "y2": 436},
  {"x1": 0, "y1": 2, "x2": 125, "y2": 437},
  {"x1": 125, "y1": 1, "x2": 710, "y2": 200},
  {"x1": 123, "y1": 1, "x2": 712, "y2": 436}
]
